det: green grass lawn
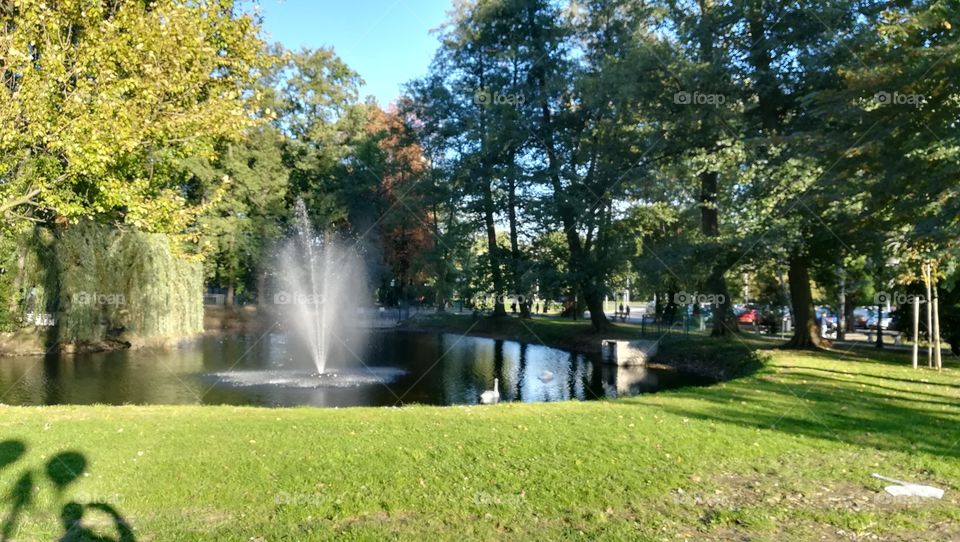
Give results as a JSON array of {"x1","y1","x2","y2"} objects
[{"x1": 1, "y1": 324, "x2": 958, "y2": 540}]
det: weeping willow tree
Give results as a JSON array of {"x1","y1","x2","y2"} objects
[
  {"x1": 0, "y1": 1, "x2": 270, "y2": 345},
  {"x1": 1, "y1": 227, "x2": 58, "y2": 332},
  {"x1": 7, "y1": 223, "x2": 202, "y2": 345}
]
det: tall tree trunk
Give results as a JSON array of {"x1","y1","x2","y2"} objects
[
  {"x1": 931, "y1": 270, "x2": 943, "y2": 370},
  {"x1": 692, "y1": 3, "x2": 736, "y2": 336},
  {"x1": 508, "y1": 177, "x2": 519, "y2": 263},
  {"x1": 431, "y1": 201, "x2": 448, "y2": 313},
  {"x1": 476, "y1": 53, "x2": 506, "y2": 318},
  {"x1": 706, "y1": 266, "x2": 736, "y2": 335},
  {"x1": 522, "y1": 3, "x2": 608, "y2": 331},
  {"x1": 582, "y1": 282, "x2": 609, "y2": 331},
  {"x1": 506, "y1": 176, "x2": 530, "y2": 318},
  {"x1": 836, "y1": 265, "x2": 846, "y2": 340},
  {"x1": 435, "y1": 288, "x2": 447, "y2": 313},
  {"x1": 481, "y1": 179, "x2": 506, "y2": 317},
  {"x1": 842, "y1": 294, "x2": 855, "y2": 338},
  {"x1": 785, "y1": 253, "x2": 825, "y2": 348},
  {"x1": 533, "y1": 75, "x2": 608, "y2": 330},
  {"x1": 256, "y1": 272, "x2": 267, "y2": 307},
  {"x1": 874, "y1": 303, "x2": 884, "y2": 349},
  {"x1": 748, "y1": 5, "x2": 819, "y2": 349},
  {"x1": 924, "y1": 264, "x2": 933, "y2": 367},
  {"x1": 699, "y1": 170, "x2": 735, "y2": 335}
]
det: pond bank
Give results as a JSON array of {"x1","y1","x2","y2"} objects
[
  {"x1": 0, "y1": 306, "x2": 274, "y2": 356},
  {"x1": 0, "y1": 326, "x2": 206, "y2": 357},
  {"x1": 1, "y1": 309, "x2": 767, "y2": 386},
  {"x1": 403, "y1": 313, "x2": 768, "y2": 381}
]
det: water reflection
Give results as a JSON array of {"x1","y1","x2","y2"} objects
[
  {"x1": 602, "y1": 366, "x2": 664, "y2": 397},
  {"x1": 0, "y1": 331, "x2": 707, "y2": 407}
]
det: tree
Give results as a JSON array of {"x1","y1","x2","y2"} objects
[
  {"x1": 360, "y1": 105, "x2": 435, "y2": 307},
  {"x1": 398, "y1": 91, "x2": 473, "y2": 312},
  {"x1": 655, "y1": 0, "x2": 745, "y2": 335},
  {"x1": 823, "y1": 0, "x2": 960, "y2": 360},
  {"x1": 0, "y1": 0, "x2": 268, "y2": 234},
  {"x1": 183, "y1": 126, "x2": 290, "y2": 304},
  {"x1": 422, "y1": 1, "x2": 533, "y2": 317},
  {"x1": 721, "y1": 0, "x2": 886, "y2": 348},
  {"x1": 503, "y1": 0, "x2": 671, "y2": 329},
  {"x1": 274, "y1": 47, "x2": 366, "y2": 228}
]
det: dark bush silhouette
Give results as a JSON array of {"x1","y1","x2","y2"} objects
[{"x1": 0, "y1": 442, "x2": 134, "y2": 542}]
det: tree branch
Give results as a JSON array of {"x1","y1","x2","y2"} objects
[{"x1": 0, "y1": 187, "x2": 41, "y2": 215}]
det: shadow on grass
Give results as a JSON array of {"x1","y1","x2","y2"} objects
[
  {"x1": 823, "y1": 344, "x2": 959, "y2": 370},
  {"x1": 778, "y1": 371, "x2": 960, "y2": 407},
  {"x1": 0, "y1": 440, "x2": 134, "y2": 542},
  {"x1": 779, "y1": 363, "x2": 960, "y2": 389},
  {"x1": 651, "y1": 363, "x2": 960, "y2": 460}
]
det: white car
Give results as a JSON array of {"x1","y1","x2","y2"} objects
[{"x1": 866, "y1": 313, "x2": 894, "y2": 330}]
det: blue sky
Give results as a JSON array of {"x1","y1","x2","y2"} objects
[{"x1": 258, "y1": 0, "x2": 452, "y2": 107}]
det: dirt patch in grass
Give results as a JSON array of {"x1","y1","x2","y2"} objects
[
  {"x1": 179, "y1": 507, "x2": 234, "y2": 527},
  {"x1": 674, "y1": 473, "x2": 960, "y2": 541},
  {"x1": 332, "y1": 510, "x2": 420, "y2": 535},
  {"x1": 701, "y1": 519, "x2": 960, "y2": 542},
  {"x1": 701, "y1": 473, "x2": 956, "y2": 513}
]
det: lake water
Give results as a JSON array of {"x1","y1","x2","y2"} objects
[{"x1": 0, "y1": 331, "x2": 707, "y2": 407}]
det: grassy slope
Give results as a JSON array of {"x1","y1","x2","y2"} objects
[{"x1": 0, "y1": 321, "x2": 958, "y2": 540}]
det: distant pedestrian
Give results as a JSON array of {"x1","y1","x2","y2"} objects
[
  {"x1": 535, "y1": 302, "x2": 540, "y2": 314},
  {"x1": 625, "y1": 305, "x2": 631, "y2": 320},
  {"x1": 510, "y1": 302, "x2": 517, "y2": 314},
  {"x1": 619, "y1": 303, "x2": 624, "y2": 317},
  {"x1": 25, "y1": 285, "x2": 37, "y2": 314}
]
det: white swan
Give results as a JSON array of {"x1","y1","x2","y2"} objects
[
  {"x1": 480, "y1": 378, "x2": 500, "y2": 404},
  {"x1": 538, "y1": 370, "x2": 554, "y2": 383}
]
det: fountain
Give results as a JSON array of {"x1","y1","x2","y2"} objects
[
  {"x1": 203, "y1": 198, "x2": 408, "y2": 392},
  {"x1": 276, "y1": 198, "x2": 369, "y2": 374}
]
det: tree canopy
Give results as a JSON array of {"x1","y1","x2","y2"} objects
[
  {"x1": 0, "y1": 0, "x2": 268, "y2": 233},
  {"x1": 1, "y1": 0, "x2": 957, "y2": 353}
]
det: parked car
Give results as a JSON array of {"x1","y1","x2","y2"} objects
[
  {"x1": 853, "y1": 307, "x2": 873, "y2": 329},
  {"x1": 757, "y1": 306, "x2": 791, "y2": 334},
  {"x1": 866, "y1": 311, "x2": 895, "y2": 330},
  {"x1": 737, "y1": 308, "x2": 759, "y2": 325}
]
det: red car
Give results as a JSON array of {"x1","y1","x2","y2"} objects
[{"x1": 737, "y1": 309, "x2": 759, "y2": 325}]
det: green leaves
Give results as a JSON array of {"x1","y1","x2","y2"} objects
[{"x1": 0, "y1": 0, "x2": 269, "y2": 233}]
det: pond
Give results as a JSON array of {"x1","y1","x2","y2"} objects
[{"x1": 0, "y1": 331, "x2": 708, "y2": 407}]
